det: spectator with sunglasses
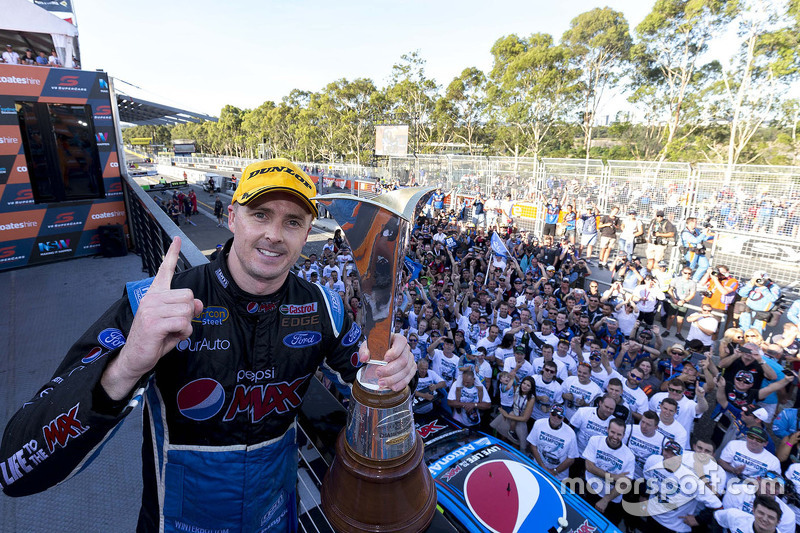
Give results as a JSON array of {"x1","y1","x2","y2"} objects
[{"x1": 719, "y1": 343, "x2": 778, "y2": 395}]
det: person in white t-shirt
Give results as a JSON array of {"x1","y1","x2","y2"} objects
[
  {"x1": 430, "y1": 337, "x2": 460, "y2": 389},
  {"x1": 503, "y1": 345, "x2": 533, "y2": 384},
  {"x1": 624, "y1": 410, "x2": 664, "y2": 480},
  {"x1": 685, "y1": 304, "x2": 720, "y2": 351},
  {"x1": 643, "y1": 440, "x2": 722, "y2": 533},
  {"x1": 722, "y1": 473, "x2": 795, "y2": 533},
  {"x1": 325, "y1": 269, "x2": 345, "y2": 293},
  {"x1": 570, "y1": 395, "x2": 617, "y2": 454},
  {"x1": 413, "y1": 358, "x2": 446, "y2": 414},
  {"x1": 448, "y1": 370, "x2": 491, "y2": 427},
  {"x1": 649, "y1": 378, "x2": 707, "y2": 435},
  {"x1": 718, "y1": 427, "x2": 781, "y2": 480},
  {"x1": 532, "y1": 344, "x2": 568, "y2": 382},
  {"x1": 531, "y1": 361, "x2": 563, "y2": 420},
  {"x1": 655, "y1": 397, "x2": 689, "y2": 449},
  {"x1": 583, "y1": 418, "x2": 635, "y2": 522},
  {"x1": 620, "y1": 367, "x2": 649, "y2": 421},
  {"x1": 682, "y1": 437, "x2": 728, "y2": 498},
  {"x1": 561, "y1": 362, "x2": 603, "y2": 420},
  {"x1": 476, "y1": 325, "x2": 501, "y2": 363},
  {"x1": 715, "y1": 496, "x2": 783, "y2": 533},
  {"x1": 528, "y1": 405, "x2": 578, "y2": 480}
]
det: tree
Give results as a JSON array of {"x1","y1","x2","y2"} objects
[
  {"x1": 384, "y1": 51, "x2": 440, "y2": 152},
  {"x1": 326, "y1": 78, "x2": 380, "y2": 165},
  {"x1": 713, "y1": 0, "x2": 799, "y2": 172},
  {"x1": 632, "y1": 0, "x2": 735, "y2": 161},
  {"x1": 562, "y1": 8, "x2": 632, "y2": 159},
  {"x1": 439, "y1": 67, "x2": 489, "y2": 154},
  {"x1": 487, "y1": 33, "x2": 579, "y2": 159}
]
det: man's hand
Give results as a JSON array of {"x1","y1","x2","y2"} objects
[
  {"x1": 359, "y1": 333, "x2": 416, "y2": 392},
  {"x1": 102, "y1": 237, "x2": 204, "y2": 400}
]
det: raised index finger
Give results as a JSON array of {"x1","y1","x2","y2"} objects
[{"x1": 151, "y1": 236, "x2": 181, "y2": 291}]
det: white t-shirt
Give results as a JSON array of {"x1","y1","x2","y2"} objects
[
  {"x1": 614, "y1": 308, "x2": 639, "y2": 337},
  {"x1": 714, "y1": 508, "x2": 758, "y2": 533},
  {"x1": 322, "y1": 264, "x2": 341, "y2": 280},
  {"x1": 432, "y1": 350, "x2": 460, "y2": 388},
  {"x1": 656, "y1": 418, "x2": 689, "y2": 449},
  {"x1": 583, "y1": 435, "x2": 635, "y2": 502},
  {"x1": 529, "y1": 332, "x2": 559, "y2": 357},
  {"x1": 588, "y1": 367, "x2": 613, "y2": 390},
  {"x1": 625, "y1": 424, "x2": 665, "y2": 479},
  {"x1": 531, "y1": 357, "x2": 568, "y2": 382},
  {"x1": 476, "y1": 336, "x2": 501, "y2": 361},
  {"x1": 719, "y1": 440, "x2": 781, "y2": 480},
  {"x1": 531, "y1": 374, "x2": 563, "y2": 420},
  {"x1": 570, "y1": 406, "x2": 611, "y2": 453},
  {"x1": 327, "y1": 279, "x2": 345, "y2": 293},
  {"x1": 650, "y1": 393, "x2": 700, "y2": 435},
  {"x1": 632, "y1": 284, "x2": 662, "y2": 313},
  {"x1": 722, "y1": 482, "x2": 795, "y2": 533},
  {"x1": 560, "y1": 377, "x2": 602, "y2": 420},
  {"x1": 784, "y1": 463, "x2": 800, "y2": 525},
  {"x1": 448, "y1": 383, "x2": 490, "y2": 426},
  {"x1": 416, "y1": 370, "x2": 444, "y2": 393},
  {"x1": 681, "y1": 451, "x2": 728, "y2": 501},
  {"x1": 528, "y1": 418, "x2": 579, "y2": 480},
  {"x1": 644, "y1": 455, "x2": 722, "y2": 532},
  {"x1": 494, "y1": 346, "x2": 514, "y2": 366},
  {"x1": 621, "y1": 383, "x2": 649, "y2": 417},
  {"x1": 503, "y1": 358, "x2": 533, "y2": 383},
  {"x1": 687, "y1": 315, "x2": 719, "y2": 347},
  {"x1": 495, "y1": 312, "x2": 513, "y2": 332},
  {"x1": 554, "y1": 353, "x2": 578, "y2": 377}
]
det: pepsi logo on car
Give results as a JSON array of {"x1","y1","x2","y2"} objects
[
  {"x1": 464, "y1": 459, "x2": 566, "y2": 533},
  {"x1": 177, "y1": 378, "x2": 226, "y2": 421},
  {"x1": 283, "y1": 331, "x2": 322, "y2": 348}
]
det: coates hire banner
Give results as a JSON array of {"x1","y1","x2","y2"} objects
[{"x1": 0, "y1": 64, "x2": 125, "y2": 271}]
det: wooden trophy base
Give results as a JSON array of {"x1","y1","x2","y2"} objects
[{"x1": 320, "y1": 386, "x2": 437, "y2": 532}]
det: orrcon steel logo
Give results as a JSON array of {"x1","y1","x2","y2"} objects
[{"x1": 279, "y1": 302, "x2": 317, "y2": 316}]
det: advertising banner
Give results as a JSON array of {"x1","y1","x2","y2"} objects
[{"x1": 0, "y1": 64, "x2": 126, "y2": 271}]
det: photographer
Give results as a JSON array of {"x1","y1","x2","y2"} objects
[
  {"x1": 645, "y1": 210, "x2": 676, "y2": 271},
  {"x1": 679, "y1": 217, "x2": 714, "y2": 282},
  {"x1": 737, "y1": 271, "x2": 782, "y2": 335},
  {"x1": 698, "y1": 265, "x2": 739, "y2": 331}
]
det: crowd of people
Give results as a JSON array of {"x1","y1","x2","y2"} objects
[
  {"x1": 300, "y1": 199, "x2": 800, "y2": 533},
  {"x1": 152, "y1": 189, "x2": 198, "y2": 227},
  {"x1": 1, "y1": 44, "x2": 75, "y2": 67}
]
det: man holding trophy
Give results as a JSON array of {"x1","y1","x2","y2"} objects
[{"x1": 0, "y1": 159, "x2": 419, "y2": 532}]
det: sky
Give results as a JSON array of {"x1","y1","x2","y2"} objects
[{"x1": 74, "y1": 0, "x2": 660, "y2": 119}]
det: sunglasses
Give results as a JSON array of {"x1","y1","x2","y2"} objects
[
  {"x1": 479, "y1": 320, "x2": 487, "y2": 324},
  {"x1": 670, "y1": 351, "x2": 683, "y2": 355},
  {"x1": 745, "y1": 334, "x2": 758, "y2": 338},
  {"x1": 630, "y1": 375, "x2": 643, "y2": 381},
  {"x1": 668, "y1": 388, "x2": 683, "y2": 393},
  {"x1": 735, "y1": 376, "x2": 754, "y2": 384},
  {"x1": 409, "y1": 339, "x2": 418, "y2": 342},
  {"x1": 543, "y1": 368, "x2": 555, "y2": 373}
]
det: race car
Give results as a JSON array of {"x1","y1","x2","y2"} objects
[{"x1": 416, "y1": 413, "x2": 621, "y2": 533}]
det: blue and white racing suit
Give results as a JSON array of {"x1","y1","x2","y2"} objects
[{"x1": 1, "y1": 239, "x2": 366, "y2": 532}]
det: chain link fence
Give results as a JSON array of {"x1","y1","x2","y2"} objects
[{"x1": 161, "y1": 153, "x2": 800, "y2": 295}]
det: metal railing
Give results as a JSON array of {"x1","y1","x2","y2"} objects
[{"x1": 122, "y1": 170, "x2": 209, "y2": 276}]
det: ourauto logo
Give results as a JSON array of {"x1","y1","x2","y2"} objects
[{"x1": 177, "y1": 378, "x2": 226, "y2": 421}]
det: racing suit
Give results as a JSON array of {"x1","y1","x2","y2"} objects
[
  {"x1": 737, "y1": 280, "x2": 781, "y2": 334},
  {"x1": 0, "y1": 239, "x2": 366, "y2": 533}
]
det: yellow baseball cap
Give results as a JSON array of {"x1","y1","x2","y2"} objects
[{"x1": 232, "y1": 158, "x2": 318, "y2": 217}]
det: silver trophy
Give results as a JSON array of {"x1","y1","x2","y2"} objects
[{"x1": 318, "y1": 187, "x2": 437, "y2": 532}]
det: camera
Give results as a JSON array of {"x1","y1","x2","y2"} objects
[
  {"x1": 755, "y1": 278, "x2": 765, "y2": 286},
  {"x1": 701, "y1": 290, "x2": 713, "y2": 298},
  {"x1": 710, "y1": 270, "x2": 719, "y2": 277}
]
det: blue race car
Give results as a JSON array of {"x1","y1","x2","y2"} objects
[{"x1": 416, "y1": 413, "x2": 622, "y2": 533}]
